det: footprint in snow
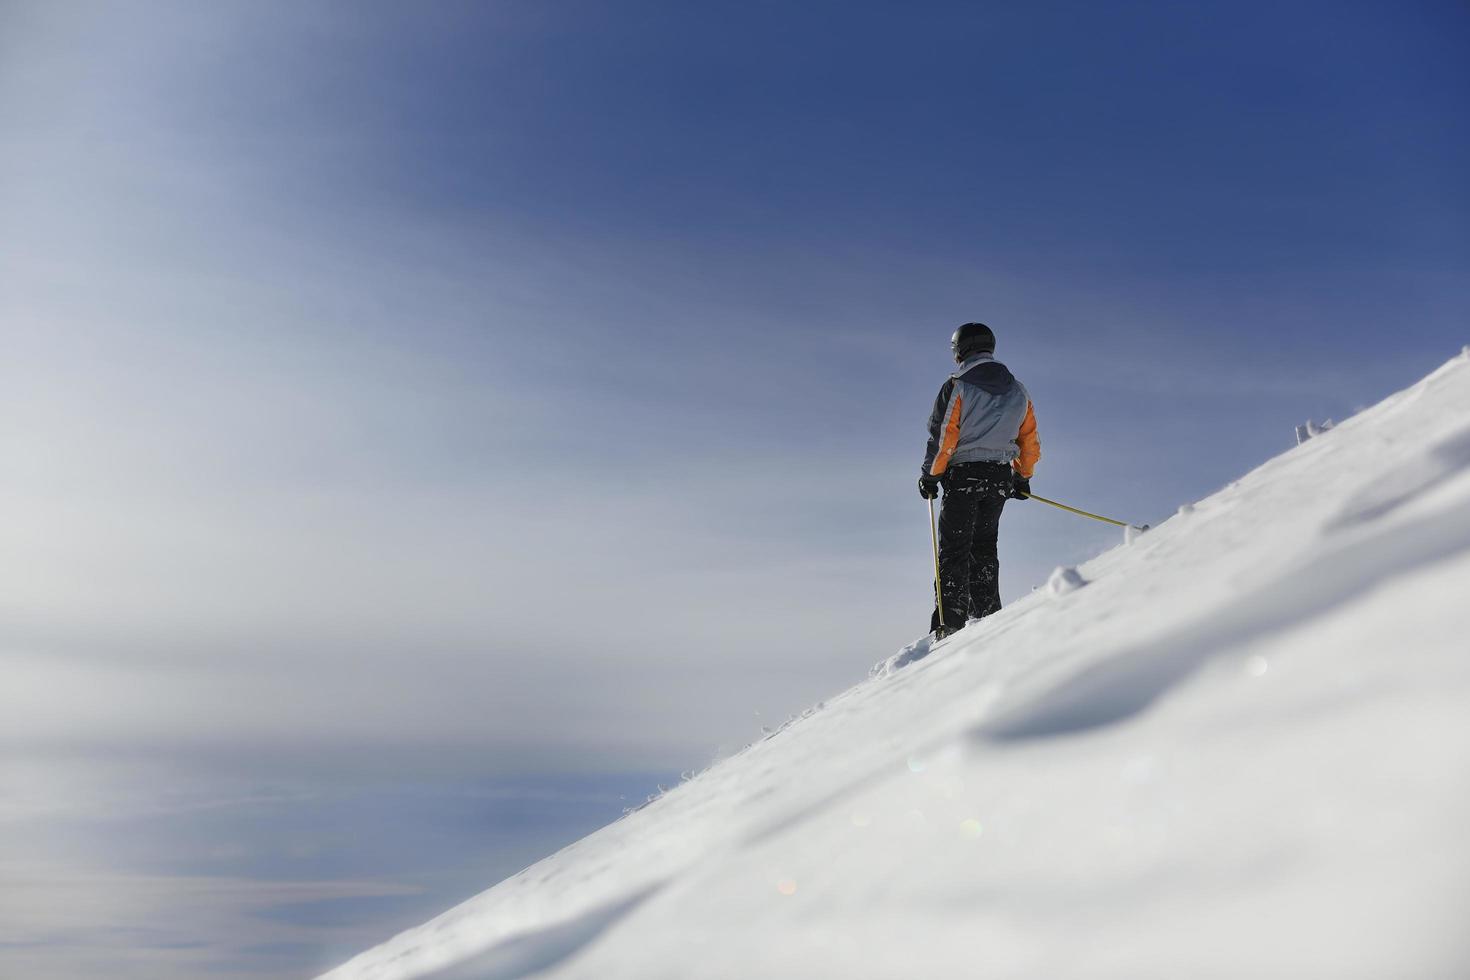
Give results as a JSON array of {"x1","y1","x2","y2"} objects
[
  {"x1": 1047, "y1": 566, "x2": 1087, "y2": 596},
  {"x1": 870, "y1": 635, "x2": 934, "y2": 677}
]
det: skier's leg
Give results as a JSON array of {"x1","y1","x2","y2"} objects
[
  {"x1": 967, "y1": 470, "x2": 1008, "y2": 621},
  {"x1": 931, "y1": 473, "x2": 980, "y2": 634}
]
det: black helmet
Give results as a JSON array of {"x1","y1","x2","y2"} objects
[{"x1": 951, "y1": 322, "x2": 995, "y2": 362}]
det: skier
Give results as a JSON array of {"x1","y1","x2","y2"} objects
[{"x1": 918, "y1": 322, "x2": 1039, "y2": 639}]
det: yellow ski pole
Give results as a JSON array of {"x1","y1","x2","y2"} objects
[
  {"x1": 928, "y1": 496, "x2": 945, "y2": 631},
  {"x1": 1025, "y1": 492, "x2": 1148, "y2": 531}
]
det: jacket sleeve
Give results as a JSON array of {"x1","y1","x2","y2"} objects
[
  {"x1": 1012, "y1": 399, "x2": 1040, "y2": 479},
  {"x1": 921, "y1": 379, "x2": 964, "y2": 477}
]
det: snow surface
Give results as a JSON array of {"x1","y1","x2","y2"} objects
[{"x1": 321, "y1": 351, "x2": 1470, "y2": 980}]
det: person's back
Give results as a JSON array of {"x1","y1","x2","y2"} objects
[{"x1": 918, "y1": 323, "x2": 1040, "y2": 638}]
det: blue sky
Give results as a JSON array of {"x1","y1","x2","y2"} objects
[{"x1": 2, "y1": 1, "x2": 1467, "y2": 977}]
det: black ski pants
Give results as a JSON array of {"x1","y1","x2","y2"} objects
[{"x1": 930, "y1": 461, "x2": 1010, "y2": 634}]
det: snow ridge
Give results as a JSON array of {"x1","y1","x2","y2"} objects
[{"x1": 321, "y1": 351, "x2": 1470, "y2": 980}]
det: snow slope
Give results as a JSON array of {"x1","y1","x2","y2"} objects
[{"x1": 321, "y1": 351, "x2": 1470, "y2": 980}]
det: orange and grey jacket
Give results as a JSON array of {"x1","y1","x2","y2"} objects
[{"x1": 922, "y1": 354, "x2": 1040, "y2": 479}]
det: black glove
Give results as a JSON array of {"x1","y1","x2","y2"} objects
[
  {"x1": 1009, "y1": 474, "x2": 1031, "y2": 500},
  {"x1": 918, "y1": 474, "x2": 940, "y2": 500}
]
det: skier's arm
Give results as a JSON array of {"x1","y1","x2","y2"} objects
[
  {"x1": 922, "y1": 379, "x2": 963, "y2": 477},
  {"x1": 1013, "y1": 401, "x2": 1040, "y2": 479}
]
